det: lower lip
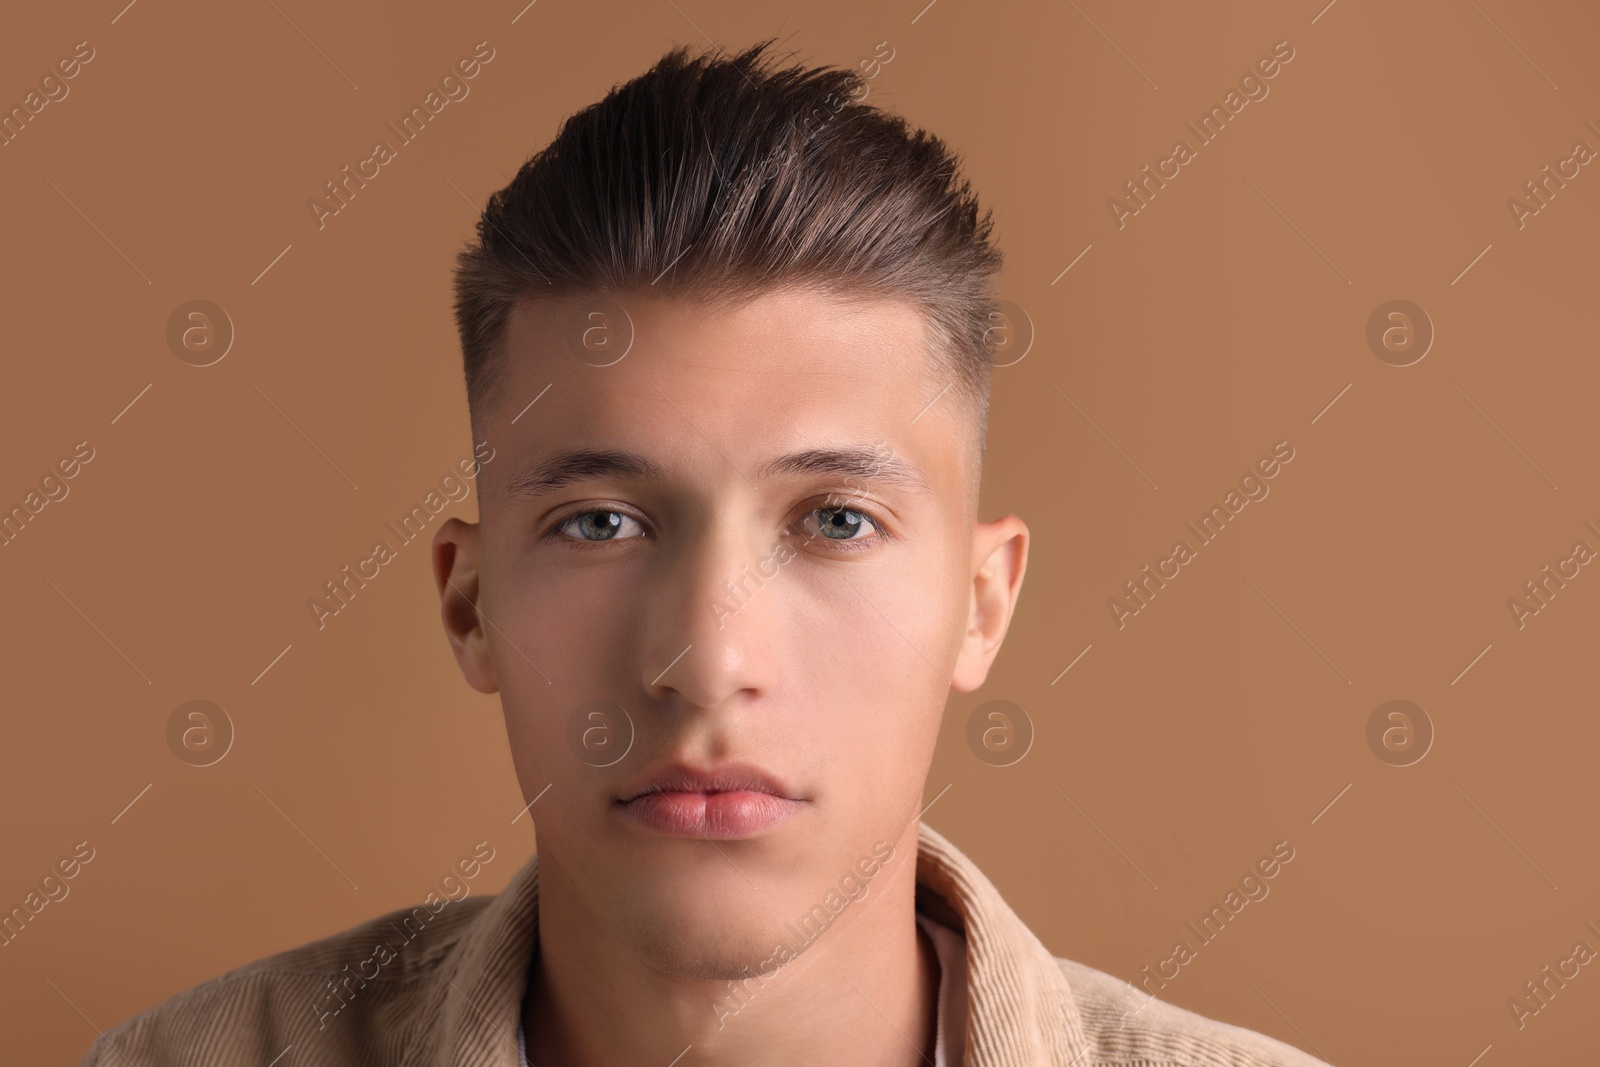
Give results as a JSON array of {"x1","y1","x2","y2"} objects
[{"x1": 618, "y1": 790, "x2": 803, "y2": 839}]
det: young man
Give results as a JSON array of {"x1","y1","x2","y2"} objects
[{"x1": 79, "y1": 40, "x2": 1332, "y2": 1067}]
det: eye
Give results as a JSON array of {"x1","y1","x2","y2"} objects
[
  {"x1": 549, "y1": 508, "x2": 647, "y2": 546},
  {"x1": 792, "y1": 503, "x2": 885, "y2": 550}
]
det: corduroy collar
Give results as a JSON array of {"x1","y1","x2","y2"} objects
[{"x1": 430, "y1": 822, "x2": 1091, "y2": 1066}]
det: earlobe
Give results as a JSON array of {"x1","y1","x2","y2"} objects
[
  {"x1": 432, "y1": 517, "x2": 499, "y2": 694},
  {"x1": 950, "y1": 515, "x2": 1029, "y2": 693}
]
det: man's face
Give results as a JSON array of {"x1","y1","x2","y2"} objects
[{"x1": 435, "y1": 286, "x2": 1018, "y2": 981}]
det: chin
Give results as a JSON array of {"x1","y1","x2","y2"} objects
[{"x1": 621, "y1": 889, "x2": 813, "y2": 982}]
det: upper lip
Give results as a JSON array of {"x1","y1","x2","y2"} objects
[{"x1": 618, "y1": 760, "x2": 797, "y2": 803}]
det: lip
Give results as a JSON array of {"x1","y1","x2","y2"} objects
[
  {"x1": 619, "y1": 760, "x2": 796, "y2": 802},
  {"x1": 615, "y1": 761, "x2": 805, "y2": 840},
  {"x1": 618, "y1": 790, "x2": 805, "y2": 839}
]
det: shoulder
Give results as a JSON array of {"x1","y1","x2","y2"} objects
[
  {"x1": 76, "y1": 892, "x2": 495, "y2": 1066},
  {"x1": 1054, "y1": 956, "x2": 1335, "y2": 1067}
]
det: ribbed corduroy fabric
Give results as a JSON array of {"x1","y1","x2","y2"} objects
[{"x1": 78, "y1": 822, "x2": 1333, "y2": 1066}]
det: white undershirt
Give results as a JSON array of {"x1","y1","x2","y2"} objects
[
  {"x1": 917, "y1": 909, "x2": 969, "y2": 1067},
  {"x1": 517, "y1": 910, "x2": 968, "y2": 1066}
]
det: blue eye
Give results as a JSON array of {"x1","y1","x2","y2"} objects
[
  {"x1": 552, "y1": 509, "x2": 646, "y2": 544},
  {"x1": 797, "y1": 505, "x2": 881, "y2": 545}
]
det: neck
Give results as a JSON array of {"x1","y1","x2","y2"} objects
[{"x1": 522, "y1": 821, "x2": 939, "y2": 1067}]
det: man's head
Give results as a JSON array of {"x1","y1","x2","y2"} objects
[{"x1": 432, "y1": 39, "x2": 1028, "y2": 985}]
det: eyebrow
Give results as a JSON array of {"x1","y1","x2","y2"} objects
[{"x1": 503, "y1": 444, "x2": 931, "y2": 503}]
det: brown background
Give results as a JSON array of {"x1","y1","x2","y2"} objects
[{"x1": 3, "y1": 0, "x2": 1597, "y2": 1063}]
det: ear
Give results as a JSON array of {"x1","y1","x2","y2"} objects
[
  {"x1": 432, "y1": 517, "x2": 499, "y2": 694},
  {"x1": 951, "y1": 514, "x2": 1029, "y2": 693}
]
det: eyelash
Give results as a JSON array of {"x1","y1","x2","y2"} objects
[{"x1": 543, "y1": 500, "x2": 891, "y2": 553}]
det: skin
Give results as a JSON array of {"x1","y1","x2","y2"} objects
[{"x1": 432, "y1": 285, "x2": 1028, "y2": 1066}]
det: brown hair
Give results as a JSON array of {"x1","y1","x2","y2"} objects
[{"x1": 452, "y1": 37, "x2": 1003, "y2": 464}]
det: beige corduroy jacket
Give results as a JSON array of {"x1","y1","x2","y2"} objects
[{"x1": 78, "y1": 822, "x2": 1334, "y2": 1066}]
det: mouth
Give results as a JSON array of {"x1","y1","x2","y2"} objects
[
  {"x1": 617, "y1": 790, "x2": 805, "y2": 839},
  {"x1": 615, "y1": 762, "x2": 806, "y2": 840}
]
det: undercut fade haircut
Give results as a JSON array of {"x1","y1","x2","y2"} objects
[{"x1": 452, "y1": 36, "x2": 1004, "y2": 463}]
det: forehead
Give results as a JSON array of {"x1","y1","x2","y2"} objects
[{"x1": 490, "y1": 287, "x2": 965, "y2": 496}]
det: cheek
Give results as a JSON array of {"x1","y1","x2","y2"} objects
[
  {"x1": 793, "y1": 568, "x2": 942, "y2": 686},
  {"x1": 789, "y1": 573, "x2": 950, "y2": 782},
  {"x1": 494, "y1": 540, "x2": 642, "y2": 668},
  {"x1": 491, "y1": 559, "x2": 644, "y2": 786}
]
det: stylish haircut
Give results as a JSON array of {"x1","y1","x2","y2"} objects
[{"x1": 452, "y1": 37, "x2": 1003, "y2": 469}]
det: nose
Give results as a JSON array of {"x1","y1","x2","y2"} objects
[{"x1": 640, "y1": 511, "x2": 778, "y2": 711}]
